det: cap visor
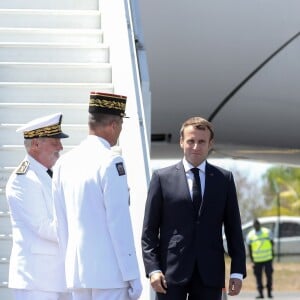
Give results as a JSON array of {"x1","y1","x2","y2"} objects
[{"x1": 53, "y1": 132, "x2": 69, "y2": 139}]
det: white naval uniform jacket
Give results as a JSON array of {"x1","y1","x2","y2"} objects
[
  {"x1": 5, "y1": 155, "x2": 67, "y2": 292},
  {"x1": 52, "y1": 135, "x2": 140, "y2": 289}
]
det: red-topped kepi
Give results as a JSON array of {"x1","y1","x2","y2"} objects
[{"x1": 89, "y1": 92, "x2": 128, "y2": 118}]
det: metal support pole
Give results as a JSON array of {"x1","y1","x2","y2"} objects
[{"x1": 276, "y1": 191, "x2": 281, "y2": 262}]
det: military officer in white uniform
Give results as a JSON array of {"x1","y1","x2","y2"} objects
[
  {"x1": 52, "y1": 92, "x2": 142, "y2": 300},
  {"x1": 6, "y1": 113, "x2": 71, "y2": 300}
]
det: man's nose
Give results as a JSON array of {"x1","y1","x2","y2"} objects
[
  {"x1": 193, "y1": 143, "x2": 200, "y2": 149},
  {"x1": 58, "y1": 140, "x2": 63, "y2": 150}
]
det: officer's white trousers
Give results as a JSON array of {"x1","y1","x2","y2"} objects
[
  {"x1": 72, "y1": 288, "x2": 130, "y2": 300},
  {"x1": 12, "y1": 289, "x2": 72, "y2": 300}
]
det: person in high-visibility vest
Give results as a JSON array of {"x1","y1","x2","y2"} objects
[{"x1": 246, "y1": 219, "x2": 274, "y2": 299}]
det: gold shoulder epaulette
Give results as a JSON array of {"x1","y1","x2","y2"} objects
[{"x1": 16, "y1": 161, "x2": 30, "y2": 175}]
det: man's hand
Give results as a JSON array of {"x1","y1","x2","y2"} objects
[
  {"x1": 128, "y1": 278, "x2": 142, "y2": 299},
  {"x1": 150, "y1": 272, "x2": 167, "y2": 294},
  {"x1": 228, "y1": 278, "x2": 242, "y2": 296}
]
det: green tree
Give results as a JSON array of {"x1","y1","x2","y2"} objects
[{"x1": 262, "y1": 166, "x2": 300, "y2": 216}]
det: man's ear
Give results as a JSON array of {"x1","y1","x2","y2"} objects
[
  {"x1": 180, "y1": 137, "x2": 184, "y2": 149},
  {"x1": 208, "y1": 139, "x2": 214, "y2": 150},
  {"x1": 111, "y1": 120, "x2": 118, "y2": 130},
  {"x1": 29, "y1": 138, "x2": 40, "y2": 155},
  {"x1": 31, "y1": 138, "x2": 39, "y2": 148}
]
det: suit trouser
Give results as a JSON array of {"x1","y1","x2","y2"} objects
[
  {"x1": 12, "y1": 289, "x2": 72, "y2": 300},
  {"x1": 156, "y1": 266, "x2": 222, "y2": 300},
  {"x1": 253, "y1": 260, "x2": 273, "y2": 293},
  {"x1": 72, "y1": 288, "x2": 130, "y2": 300}
]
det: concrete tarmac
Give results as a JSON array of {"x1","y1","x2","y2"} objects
[{"x1": 226, "y1": 291, "x2": 300, "y2": 299}]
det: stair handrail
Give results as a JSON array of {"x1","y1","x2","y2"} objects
[{"x1": 123, "y1": 0, "x2": 152, "y2": 184}]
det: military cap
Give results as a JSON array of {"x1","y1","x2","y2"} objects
[
  {"x1": 89, "y1": 92, "x2": 128, "y2": 117},
  {"x1": 16, "y1": 112, "x2": 69, "y2": 139}
]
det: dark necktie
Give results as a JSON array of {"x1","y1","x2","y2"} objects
[
  {"x1": 191, "y1": 167, "x2": 202, "y2": 212},
  {"x1": 47, "y1": 169, "x2": 53, "y2": 178}
]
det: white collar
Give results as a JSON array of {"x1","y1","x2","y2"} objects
[
  {"x1": 87, "y1": 135, "x2": 110, "y2": 149},
  {"x1": 182, "y1": 157, "x2": 206, "y2": 174}
]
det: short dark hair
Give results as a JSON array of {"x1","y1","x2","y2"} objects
[
  {"x1": 254, "y1": 219, "x2": 260, "y2": 226},
  {"x1": 88, "y1": 113, "x2": 121, "y2": 129},
  {"x1": 180, "y1": 116, "x2": 214, "y2": 140}
]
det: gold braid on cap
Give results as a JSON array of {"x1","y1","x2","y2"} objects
[
  {"x1": 89, "y1": 98, "x2": 126, "y2": 112},
  {"x1": 24, "y1": 124, "x2": 61, "y2": 138}
]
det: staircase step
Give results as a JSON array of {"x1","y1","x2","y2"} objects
[
  {"x1": 1, "y1": 123, "x2": 88, "y2": 148},
  {"x1": 0, "y1": 287, "x2": 12, "y2": 300},
  {"x1": 0, "y1": 82, "x2": 114, "y2": 102},
  {"x1": 0, "y1": 42, "x2": 109, "y2": 63},
  {"x1": 0, "y1": 101, "x2": 88, "y2": 123},
  {"x1": 0, "y1": 0, "x2": 98, "y2": 10},
  {"x1": 0, "y1": 145, "x2": 25, "y2": 169},
  {"x1": 0, "y1": 257, "x2": 9, "y2": 264},
  {"x1": 0, "y1": 102, "x2": 87, "y2": 124},
  {"x1": 0, "y1": 146, "x2": 75, "y2": 168},
  {"x1": 0, "y1": 192, "x2": 9, "y2": 213},
  {"x1": 0, "y1": 191, "x2": 8, "y2": 211},
  {"x1": 0, "y1": 169, "x2": 14, "y2": 190},
  {"x1": 0, "y1": 260, "x2": 9, "y2": 283},
  {"x1": 0, "y1": 62, "x2": 112, "y2": 83},
  {"x1": 0, "y1": 9, "x2": 101, "y2": 29},
  {"x1": 0, "y1": 234, "x2": 12, "y2": 258},
  {"x1": 0, "y1": 213, "x2": 11, "y2": 235},
  {"x1": 0, "y1": 212, "x2": 10, "y2": 217},
  {"x1": 0, "y1": 282, "x2": 8, "y2": 287},
  {"x1": 0, "y1": 28, "x2": 103, "y2": 43}
]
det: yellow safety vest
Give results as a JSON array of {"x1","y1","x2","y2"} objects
[{"x1": 248, "y1": 227, "x2": 273, "y2": 263}]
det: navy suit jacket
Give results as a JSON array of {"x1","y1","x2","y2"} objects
[{"x1": 141, "y1": 161, "x2": 246, "y2": 288}]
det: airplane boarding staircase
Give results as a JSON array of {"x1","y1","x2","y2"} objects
[{"x1": 0, "y1": 0, "x2": 151, "y2": 299}]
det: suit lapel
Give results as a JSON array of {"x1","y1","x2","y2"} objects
[{"x1": 202, "y1": 163, "x2": 216, "y2": 200}]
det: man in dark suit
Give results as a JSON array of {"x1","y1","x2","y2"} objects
[{"x1": 141, "y1": 116, "x2": 246, "y2": 300}]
